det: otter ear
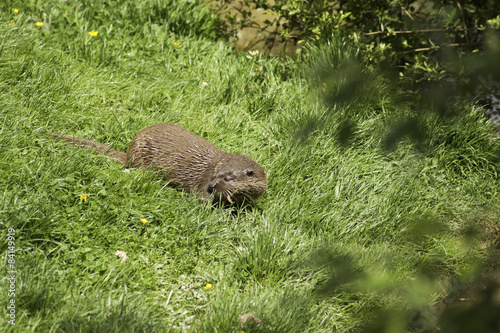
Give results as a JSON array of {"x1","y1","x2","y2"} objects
[{"x1": 245, "y1": 169, "x2": 254, "y2": 177}]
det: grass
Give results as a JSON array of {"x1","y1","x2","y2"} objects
[{"x1": 1, "y1": 1, "x2": 500, "y2": 332}]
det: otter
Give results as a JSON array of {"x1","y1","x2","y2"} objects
[{"x1": 47, "y1": 123, "x2": 267, "y2": 205}]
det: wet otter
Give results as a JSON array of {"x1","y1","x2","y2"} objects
[{"x1": 47, "y1": 123, "x2": 267, "y2": 204}]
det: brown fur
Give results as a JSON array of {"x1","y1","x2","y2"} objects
[{"x1": 48, "y1": 124, "x2": 267, "y2": 204}]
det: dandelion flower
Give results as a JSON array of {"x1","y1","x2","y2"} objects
[
  {"x1": 172, "y1": 42, "x2": 179, "y2": 47},
  {"x1": 80, "y1": 194, "x2": 88, "y2": 201},
  {"x1": 9, "y1": 21, "x2": 15, "y2": 25},
  {"x1": 141, "y1": 218, "x2": 149, "y2": 224},
  {"x1": 12, "y1": 8, "x2": 19, "y2": 14},
  {"x1": 88, "y1": 30, "x2": 98, "y2": 37},
  {"x1": 35, "y1": 22, "x2": 44, "y2": 27},
  {"x1": 204, "y1": 283, "x2": 212, "y2": 290}
]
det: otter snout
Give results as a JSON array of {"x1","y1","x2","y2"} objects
[
  {"x1": 206, "y1": 182, "x2": 233, "y2": 204},
  {"x1": 207, "y1": 183, "x2": 216, "y2": 194},
  {"x1": 205, "y1": 168, "x2": 266, "y2": 205}
]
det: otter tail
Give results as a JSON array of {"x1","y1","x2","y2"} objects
[{"x1": 46, "y1": 133, "x2": 127, "y2": 164}]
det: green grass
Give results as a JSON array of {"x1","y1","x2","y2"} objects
[{"x1": 1, "y1": 1, "x2": 500, "y2": 332}]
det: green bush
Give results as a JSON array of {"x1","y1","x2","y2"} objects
[{"x1": 218, "y1": 0, "x2": 500, "y2": 94}]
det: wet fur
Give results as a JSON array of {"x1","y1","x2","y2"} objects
[{"x1": 48, "y1": 124, "x2": 267, "y2": 204}]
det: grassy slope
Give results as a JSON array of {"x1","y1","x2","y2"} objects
[{"x1": 1, "y1": 1, "x2": 499, "y2": 332}]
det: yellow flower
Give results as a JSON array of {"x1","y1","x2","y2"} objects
[
  {"x1": 9, "y1": 21, "x2": 15, "y2": 25},
  {"x1": 35, "y1": 22, "x2": 44, "y2": 27},
  {"x1": 204, "y1": 283, "x2": 212, "y2": 290},
  {"x1": 12, "y1": 8, "x2": 19, "y2": 14},
  {"x1": 172, "y1": 42, "x2": 179, "y2": 47},
  {"x1": 141, "y1": 218, "x2": 149, "y2": 224},
  {"x1": 88, "y1": 30, "x2": 98, "y2": 37},
  {"x1": 80, "y1": 194, "x2": 88, "y2": 201}
]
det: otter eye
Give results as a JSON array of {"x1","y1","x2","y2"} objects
[{"x1": 245, "y1": 170, "x2": 254, "y2": 177}]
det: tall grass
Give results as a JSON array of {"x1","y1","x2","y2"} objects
[{"x1": 1, "y1": 1, "x2": 499, "y2": 332}]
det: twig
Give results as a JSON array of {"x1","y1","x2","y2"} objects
[
  {"x1": 397, "y1": 42, "x2": 481, "y2": 55},
  {"x1": 365, "y1": 28, "x2": 471, "y2": 36},
  {"x1": 454, "y1": 0, "x2": 470, "y2": 44}
]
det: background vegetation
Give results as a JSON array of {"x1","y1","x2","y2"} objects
[
  {"x1": 219, "y1": 0, "x2": 500, "y2": 108},
  {"x1": 220, "y1": 2, "x2": 500, "y2": 67},
  {"x1": 1, "y1": 0, "x2": 499, "y2": 332}
]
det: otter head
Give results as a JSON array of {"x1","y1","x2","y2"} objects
[{"x1": 206, "y1": 154, "x2": 267, "y2": 205}]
